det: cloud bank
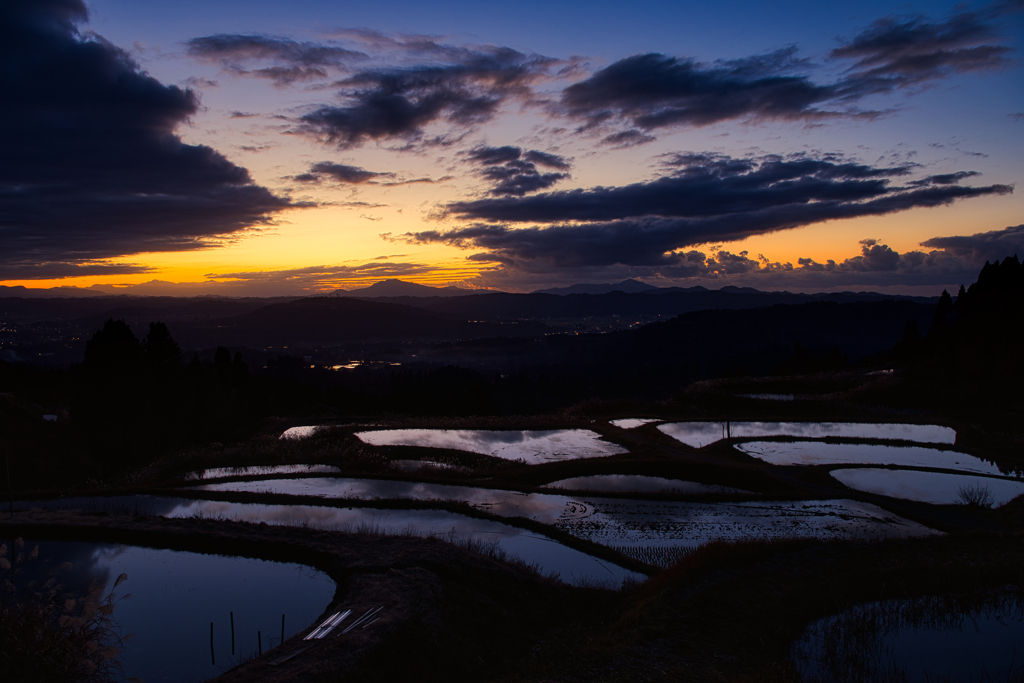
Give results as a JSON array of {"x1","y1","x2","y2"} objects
[
  {"x1": 556, "y1": 7, "x2": 1016, "y2": 137},
  {"x1": 0, "y1": 0, "x2": 295, "y2": 279},
  {"x1": 404, "y1": 152, "x2": 1010, "y2": 273}
]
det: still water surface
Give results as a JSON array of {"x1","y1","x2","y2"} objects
[
  {"x1": 354, "y1": 428, "x2": 628, "y2": 463},
  {"x1": 659, "y1": 422, "x2": 957, "y2": 448},
  {"x1": 793, "y1": 595, "x2": 1024, "y2": 682},
  {"x1": 830, "y1": 468, "x2": 1024, "y2": 506},
  {"x1": 196, "y1": 477, "x2": 937, "y2": 554},
  {"x1": 20, "y1": 541, "x2": 334, "y2": 683},
  {"x1": 608, "y1": 418, "x2": 661, "y2": 429},
  {"x1": 16, "y1": 496, "x2": 640, "y2": 586},
  {"x1": 735, "y1": 442, "x2": 1010, "y2": 476}
]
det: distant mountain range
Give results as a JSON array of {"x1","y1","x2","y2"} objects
[
  {"x1": 338, "y1": 279, "x2": 483, "y2": 298},
  {"x1": 532, "y1": 279, "x2": 660, "y2": 295}
]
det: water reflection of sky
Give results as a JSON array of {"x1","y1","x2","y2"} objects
[
  {"x1": 659, "y1": 422, "x2": 957, "y2": 448},
  {"x1": 197, "y1": 478, "x2": 936, "y2": 550},
  {"x1": 609, "y1": 418, "x2": 660, "y2": 429},
  {"x1": 18, "y1": 540, "x2": 334, "y2": 683},
  {"x1": 795, "y1": 596, "x2": 1024, "y2": 683},
  {"x1": 542, "y1": 474, "x2": 746, "y2": 494},
  {"x1": 830, "y1": 469, "x2": 1024, "y2": 506},
  {"x1": 280, "y1": 426, "x2": 321, "y2": 440},
  {"x1": 16, "y1": 496, "x2": 641, "y2": 586},
  {"x1": 736, "y1": 442, "x2": 1011, "y2": 476},
  {"x1": 354, "y1": 429, "x2": 628, "y2": 463}
]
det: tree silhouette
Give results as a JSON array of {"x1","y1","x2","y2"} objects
[
  {"x1": 83, "y1": 319, "x2": 140, "y2": 372},
  {"x1": 141, "y1": 322, "x2": 182, "y2": 372}
]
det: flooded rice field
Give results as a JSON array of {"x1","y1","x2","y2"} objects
[
  {"x1": 15, "y1": 496, "x2": 640, "y2": 586},
  {"x1": 735, "y1": 442, "x2": 1010, "y2": 476},
  {"x1": 184, "y1": 464, "x2": 341, "y2": 480},
  {"x1": 354, "y1": 428, "x2": 628, "y2": 463},
  {"x1": 830, "y1": 468, "x2": 1024, "y2": 506},
  {"x1": 658, "y1": 422, "x2": 957, "y2": 448},
  {"x1": 792, "y1": 593, "x2": 1024, "y2": 682},
  {"x1": 196, "y1": 477, "x2": 936, "y2": 563},
  {"x1": 17, "y1": 540, "x2": 334, "y2": 683},
  {"x1": 609, "y1": 418, "x2": 661, "y2": 429},
  {"x1": 279, "y1": 426, "x2": 322, "y2": 440},
  {"x1": 542, "y1": 474, "x2": 745, "y2": 494}
]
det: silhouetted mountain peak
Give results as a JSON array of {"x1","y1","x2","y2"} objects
[
  {"x1": 339, "y1": 279, "x2": 483, "y2": 298},
  {"x1": 718, "y1": 285, "x2": 763, "y2": 294}
]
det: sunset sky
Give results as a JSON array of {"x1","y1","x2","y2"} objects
[{"x1": 3, "y1": 0, "x2": 1022, "y2": 295}]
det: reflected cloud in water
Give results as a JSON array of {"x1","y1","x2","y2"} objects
[
  {"x1": 831, "y1": 468, "x2": 1024, "y2": 506},
  {"x1": 609, "y1": 419, "x2": 661, "y2": 429},
  {"x1": 736, "y1": 442, "x2": 1011, "y2": 476},
  {"x1": 17, "y1": 495, "x2": 641, "y2": 586},
  {"x1": 354, "y1": 429, "x2": 628, "y2": 463},
  {"x1": 198, "y1": 477, "x2": 936, "y2": 552},
  {"x1": 659, "y1": 422, "x2": 957, "y2": 448},
  {"x1": 542, "y1": 474, "x2": 746, "y2": 494}
]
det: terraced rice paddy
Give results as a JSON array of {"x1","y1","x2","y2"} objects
[
  {"x1": 658, "y1": 422, "x2": 957, "y2": 448},
  {"x1": 735, "y1": 442, "x2": 1009, "y2": 476},
  {"x1": 196, "y1": 477, "x2": 937, "y2": 563},
  {"x1": 15, "y1": 496, "x2": 641, "y2": 586},
  {"x1": 542, "y1": 474, "x2": 745, "y2": 494},
  {"x1": 354, "y1": 428, "x2": 628, "y2": 463},
  {"x1": 830, "y1": 468, "x2": 1024, "y2": 506},
  {"x1": 18, "y1": 540, "x2": 335, "y2": 682}
]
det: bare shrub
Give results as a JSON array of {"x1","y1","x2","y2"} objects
[
  {"x1": 957, "y1": 482, "x2": 995, "y2": 508},
  {"x1": 0, "y1": 539, "x2": 135, "y2": 683}
]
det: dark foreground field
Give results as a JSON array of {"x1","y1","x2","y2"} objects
[{"x1": 4, "y1": 506, "x2": 1023, "y2": 683}]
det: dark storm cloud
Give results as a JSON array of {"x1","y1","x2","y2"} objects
[
  {"x1": 0, "y1": 262, "x2": 154, "y2": 281},
  {"x1": 297, "y1": 47, "x2": 557, "y2": 148},
  {"x1": 784, "y1": 226, "x2": 1024, "y2": 287},
  {"x1": 444, "y1": 153, "x2": 920, "y2": 223},
  {"x1": 301, "y1": 162, "x2": 394, "y2": 184},
  {"x1": 186, "y1": 34, "x2": 367, "y2": 85},
  {"x1": 405, "y1": 152, "x2": 1011, "y2": 271},
  {"x1": 463, "y1": 146, "x2": 571, "y2": 196},
  {"x1": 555, "y1": 8, "x2": 1016, "y2": 135},
  {"x1": 908, "y1": 171, "x2": 981, "y2": 186},
  {"x1": 920, "y1": 224, "x2": 1024, "y2": 261},
  {"x1": 830, "y1": 10, "x2": 1014, "y2": 94},
  {"x1": 559, "y1": 51, "x2": 842, "y2": 131},
  {"x1": 460, "y1": 226, "x2": 1024, "y2": 292},
  {"x1": 601, "y1": 130, "x2": 657, "y2": 148},
  {"x1": 0, "y1": 0, "x2": 296, "y2": 278},
  {"x1": 524, "y1": 150, "x2": 572, "y2": 170},
  {"x1": 295, "y1": 162, "x2": 449, "y2": 186}
]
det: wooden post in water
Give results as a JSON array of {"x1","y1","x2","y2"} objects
[
  {"x1": 280, "y1": 614, "x2": 285, "y2": 647},
  {"x1": 210, "y1": 622, "x2": 215, "y2": 665},
  {"x1": 230, "y1": 612, "x2": 235, "y2": 655},
  {"x1": 258, "y1": 631, "x2": 262, "y2": 656}
]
